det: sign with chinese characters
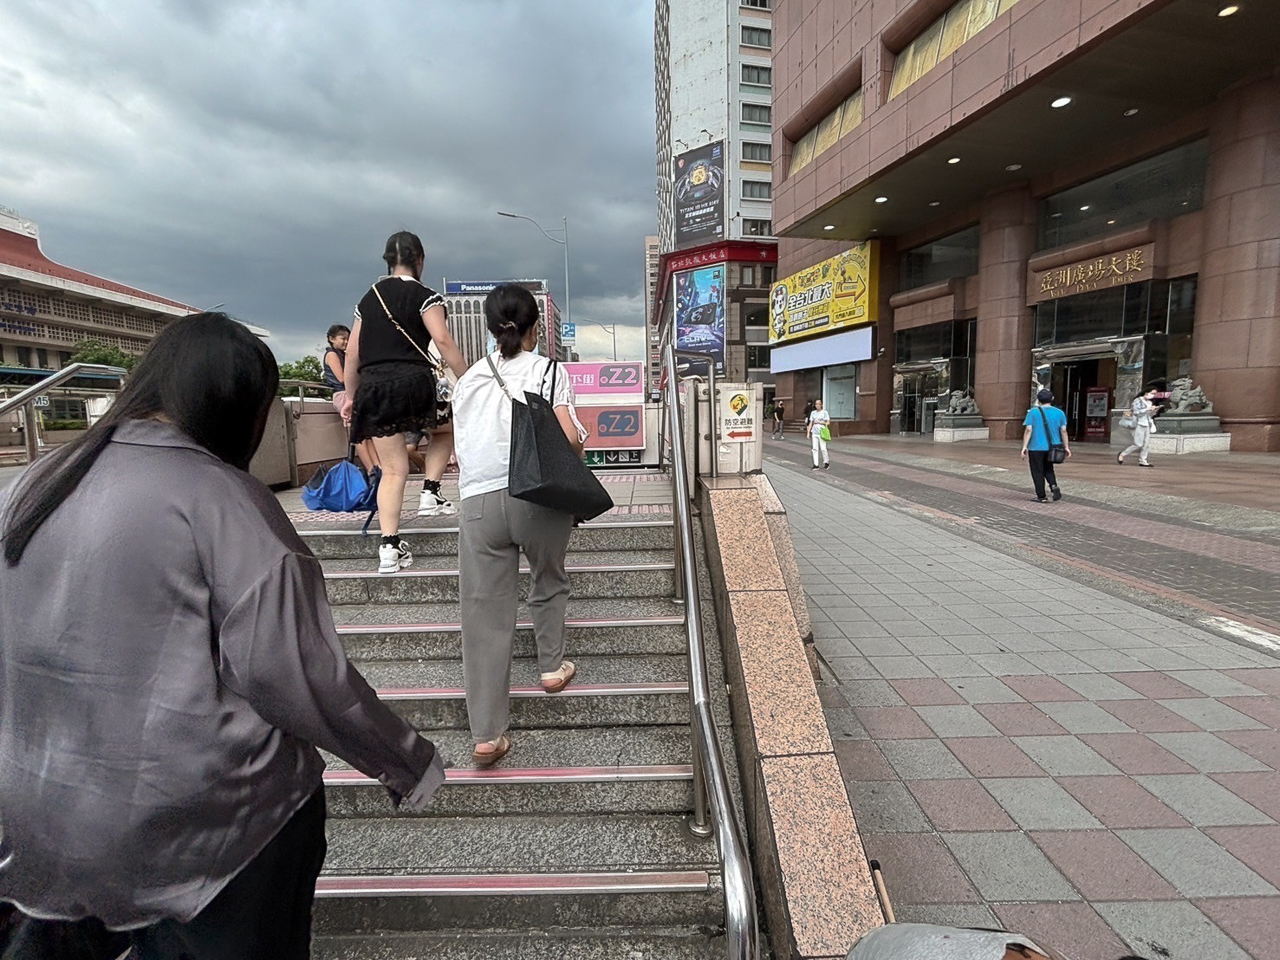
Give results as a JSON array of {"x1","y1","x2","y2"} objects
[
  {"x1": 673, "y1": 141, "x2": 726, "y2": 248},
  {"x1": 717, "y1": 387, "x2": 757, "y2": 444},
  {"x1": 565, "y1": 362, "x2": 644, "y2": 397},
  {"x1": 769, "y1": 242, "x2": 879, "y2": 345},
  {"x1": 1028, "y1": 244, "x2": 1155, "y2": 305}
]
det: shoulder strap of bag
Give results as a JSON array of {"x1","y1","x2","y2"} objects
[
  {"x1": 371, "y1": 281, "x2": 433, "y2": 364},
  {"x1": 485, "y1": 353, "x2": 513, "y2": 401},
  {"x1": 1036, "y1": 406, "x2": 1058, "y2": 447},
  {"x1": 541, "y1": 358, "x2": 559, "y2": 402}
]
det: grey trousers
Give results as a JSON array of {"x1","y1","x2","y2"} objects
[{"x1": 458, "y1": 489, "x2": 574, "y2": 742}]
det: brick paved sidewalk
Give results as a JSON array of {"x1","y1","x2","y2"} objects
[{"x1": 767, "y1": 461, "x2": 1280, "y2": 960}]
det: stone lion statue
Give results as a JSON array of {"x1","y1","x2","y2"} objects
[
  {"x1": 946, "y1": 390, "x2": 980, "y2": 415},
  {"x1": 1167, "y1": 376, "x2": 1214, "y2": 414}
]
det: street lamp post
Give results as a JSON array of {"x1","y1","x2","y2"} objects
[
  {"x1": 497, "y1": 211, "x2": 570, "y2": 354},
  {"x1": 577, "y1": 318, "x2": 618, "y2": 362}
]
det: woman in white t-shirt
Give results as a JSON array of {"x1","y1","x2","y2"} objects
[
  {"x1": 450, "y1": 284, "x2": 587, "y2": 766},
  {"x1": 806, "y1": 398, "x2": 831, "y2": 470}
]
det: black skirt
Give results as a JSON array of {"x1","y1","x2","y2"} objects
[{"x1": 349, "y1": 361, "x2": 449, "y2": 442}]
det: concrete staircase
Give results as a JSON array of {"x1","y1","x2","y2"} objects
[{"x1": 300, "y1": 516, "x2": 733, "y2": 959}]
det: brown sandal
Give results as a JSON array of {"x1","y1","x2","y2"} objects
[
  {"x1": 472, "y1": 734, "x2": 511, "y2": 767},
  {"x1": 540, "y1": 660, "x2": 576, "y2": 693}
]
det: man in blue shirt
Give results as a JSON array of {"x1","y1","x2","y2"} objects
[{"x1": 1020, "y1": 388, "x2": 1071, "y2": 502}]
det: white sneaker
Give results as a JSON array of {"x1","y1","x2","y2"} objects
[
  {"x1": 378, "y1": 539, "x2": 413, "y2": 575},
  {"x1": 418, "y1": 488, "x2": 459, "y2": 517}
]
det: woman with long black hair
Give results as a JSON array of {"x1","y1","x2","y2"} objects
[
  {"x1": 341, "y1": 231, "x2": 468, "y2": 574},
  {"x1": 0, "y1": 313, "x2": 445, "y2": 959}
]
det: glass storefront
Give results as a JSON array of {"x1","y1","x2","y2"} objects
[
  {"x1": 1033, "y1": 276, "x2": 1197, "y2": 441},
  {"x1": 824, "y1": 363, "x2": 858, "y2": 420},
  {"x1": 892, "y1": 319, "x2": 975, "y2": 432}
]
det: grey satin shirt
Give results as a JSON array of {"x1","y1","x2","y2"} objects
[{"x1": 0, "y1": 420, "x2": 445, "y2": 928}]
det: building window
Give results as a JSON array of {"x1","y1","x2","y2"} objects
[
  {"x1": 36, "y1": 348, "x2": 49, "y2": 368},
  {"x1": 743, "y1": 218, "x2": 773, "y2": 237},
  {"x1": 742, "y1": 180, "x2": 771, "y2": 199},
  {"x1": 900, "y1": 225, "x2": 980, "y2": 291},
  {"x1": 762, "y1": 265, "x2": 776, "y2": 285},
  {"x1": 748, "y1": 345, "x2": 772, "y2": 368},
  {"x1": 742, "y1": 0, "x2": 771, "y2": 7},
  {"x1": 1037, "y1": 140, "x2": 1209, "y2": 251},
  {"x1": 742, "y1": 64, "x2": 772, "y2": 86},
  {"x1": 788, "y1": 88, "x2": 864, "y2": 178},
  {"x1": 15, "y1": 346, "x2": 32, "y2": 368},
  {"x1": 745, "y1": 307, "x2": 769, "y2": 327},
  {"x1": 741, "y1": 26, "x2": 771, "y2": 48},
  {"x1": 824, "y1": 363, "x2": 858, "y2": 419},
  {"x1": 742, "y1": 142, "x2": 772, "y2": 162},
  {"x1": 741, "y1": 266, "x2": 756, "y2": 286},
  {"x1": 742, "y1": 103, "x2": 771, "y2": 124},
  {"x1": 889, "y1": 0, "x2": 1027, "y2": 101}
]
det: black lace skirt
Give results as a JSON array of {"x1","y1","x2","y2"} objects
[{"x1": 349, "y1": 361, "x2": 450, "y2": 442}]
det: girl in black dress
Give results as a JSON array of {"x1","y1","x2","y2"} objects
[{"x1": 340, "y1": 232, "x2": 468, "y2": 574}]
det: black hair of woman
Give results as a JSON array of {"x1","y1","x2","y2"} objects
[
  {"x1": 327, "y1": 323, "x2": 350, "y2": 343},
  {"x1": 2, "y1": 313, "x2": 279, "y2": 565},
  {"x1": 383, "y1": 231, "x2": 425, "y2": 276},
  {"x1": 484, "y1": 283, "x2": 540, "y2": 359}
]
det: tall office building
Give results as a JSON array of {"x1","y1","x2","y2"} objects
[
  {"x1": 652, "y1": 0, "x2": 779, "y2": 395},
  {"x1": 643, "y1": 236, "x2": 662, "y2": 395},
  {"x1": 443, "y1": 279, "x2": 566, "y2": 365}
]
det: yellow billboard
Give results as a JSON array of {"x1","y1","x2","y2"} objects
[{"x1": 769, "y1": 242, "x2": 879, "y2": 345}]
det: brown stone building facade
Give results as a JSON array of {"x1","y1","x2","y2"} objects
[{"x1": 770, "y1": 0, "x2": 1280, "y2": 450}]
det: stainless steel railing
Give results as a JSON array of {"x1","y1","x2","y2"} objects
[
  {"x1": 0, "y1": 363, "x2": 129, "y2": 464},
  {"x1": 661, "y1": 341, "x2": 759, "y2": 960},
  {"x1": 278, "y1": 380, "x2": 335, "y2": 420}
]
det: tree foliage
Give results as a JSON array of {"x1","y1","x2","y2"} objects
[
  {"x1": 69, "y1": 340, "x2": 137, "y2": 373},
  {"x1": 276, "y1": 355, "x2": 328, "y2": 397}
]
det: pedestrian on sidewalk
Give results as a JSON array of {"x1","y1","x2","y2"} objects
[
  {"x1": 323, "y1": 323, "x2": 380, "y2": 476},
  {"x1": 807, "y1": 398, "x2": 831, "y2": 470},
  {"x1": 0, "y1": 313, "x2": 445, "y2": 960},
  {"x1": 1117, "y1": 386, "x2": 1159, "y2": 468},
  {"x1": 772, "y1": 400, "x2": 785, "y2": 439},
  {"x1": 451, "y1": 284, "x2": 588, "y2": 767},
  {"x1": 341, "y1": 231, "x2": 469, "y2": 575},
  {"x1": 1021, "y1": 388, "x2": 1071, "y2": 502}
]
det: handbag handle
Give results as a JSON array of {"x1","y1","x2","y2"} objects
[{"x1": 371, "y1": 281, "x2": 434, "y2": 364}]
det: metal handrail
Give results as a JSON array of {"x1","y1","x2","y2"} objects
[
  {"x1": 279, "y1": 379, "x2": 334, "y2": 420},
  {"x1": 0, "y1": 364, "x2": 129, "y2": 464},
  {"x1": 661, "y1": 341, "x2": 759, "y2": 960},
  {"x1": 0, "y1": 363, "x2": 128, "y2": 419}
]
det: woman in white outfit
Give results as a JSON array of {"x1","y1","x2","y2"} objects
[
  {"x1": 1118, "y1": 387, "x2": 1159, "y2": 468},
  {"x1": 807, "y1": 399, "x2": 831, "y2": 470}
]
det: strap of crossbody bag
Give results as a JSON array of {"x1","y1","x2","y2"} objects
[
  {"x1": 485, "y1": 353, "x2": 513, "y2": 401},
  {"x1": 371, "y1": 281, "x2": 435, "y2": 365},
  {"x1": 1036, "y1": 406, "x2": 1060, "y2": 452}
]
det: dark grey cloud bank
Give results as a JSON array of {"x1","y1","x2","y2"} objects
[{"x1": 0, "y1": 0, "x2": 656, "y2": 362}]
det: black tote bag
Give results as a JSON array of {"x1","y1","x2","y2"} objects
[{"x1": 486, "y1": 356, "x2": 613, "y2": 521}]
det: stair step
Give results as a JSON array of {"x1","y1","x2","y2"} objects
[
  {"x1": 322, "y1": 550, "x2": 671, "y2": 575},
  {"x1": 324, "y1": 763, "x2": 693, "y2": 818},
  {"x1": 335, "y1": 602, "x2": 685, "y2": 662},
  {"x1": 302, "y1": 520, "x2": 674, "y2": 560},
  {"x1": 323, "y1": 556, "x2": 674, "y2": 605},
  {"x1": 312, "y1": 928, "x2": 723, "y2": 960},
  {"x1": 359, "y1": 653, "x2": 686, "y2": 690}
]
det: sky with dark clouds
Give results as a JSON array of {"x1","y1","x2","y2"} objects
[{"x1": 0, "y1": 0, "x2": 657, "y2": 363}]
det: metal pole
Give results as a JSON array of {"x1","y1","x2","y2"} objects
[
  {"x1": 562, "y1": 216, "x2": 571, "y2": 360},
  {"x1": 707, "y1": 365, "x2": 719, "y2": 480},
  {"x1": 22, "y1": 402, "x2": 37, "y2": 465}
]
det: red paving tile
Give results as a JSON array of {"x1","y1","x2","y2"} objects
[
  {"x1": 1204, "y1": 826, "x2": 1280, "y2": 889},
  {"x1": 1096, "y1": 699, "x2": 1202, "y2": 733},
  {"x1": 992, "y1": 902, "x2": 1130, "y2": 960},
  {"x1": 833, "y1": 739, "x2": 897, "y2": 782},
  {"x1": 1195, "y1": 898, "x2": 1280, "y2": 960},
  {"x1": 1220, "y1": 729, "x2": 1280, "y2": 771},
  {"x1": 889, "y1": 678, "x2": 967, "y2": 706},
  {"x1": 1001, "y1": 675, "x2": 1086, "y2": 702},
  {"x1": 860, "y1": 834, "x2": 981, "y2": 904},
  {"x1": 1057, "y1": 776, "x2": 1189, "y2": 829},
  {"x1": 855, "y1": 706, "x2": 936, "y2": 740},
  {"x1": 906, "y1": 779, "x2": 1018, "y2": 832},
  {"x1": 1115, "y1": 671, "x2": 1210, "y2": 700},
  {"x1": 1213, "y1": 772, "x2": 1280, "y2": 821},
  {"x1": 1223, "y1": 669, "x2": 1280, "y2": 697},
  {"x1": 1222, "y1": 695, "x2": 1280, "y2": 729},
  {"x1": 1078, "y1": 733, "x2": 1197, "y2": 775},
  {"x1": 975, "y1": 702, "x2": 1070, "y2": 737},
  {"x1": 1030, "y1": 831, "x2": 1180, "y2": 901},
  {"x1": 943, "y1": 737, "x2": 1046, "y2": 778}
]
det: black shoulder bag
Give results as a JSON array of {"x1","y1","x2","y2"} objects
[
  {"x1": 1037, "y1": 407, "x2": 1068, "y2": 464},
  {"x1": 485, "y1": 355, "x2": 613, "y2": 522}
]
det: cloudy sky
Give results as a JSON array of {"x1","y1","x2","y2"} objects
[{"x1": 0, "y1": 0, "x2": 657, "y2": 363}]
